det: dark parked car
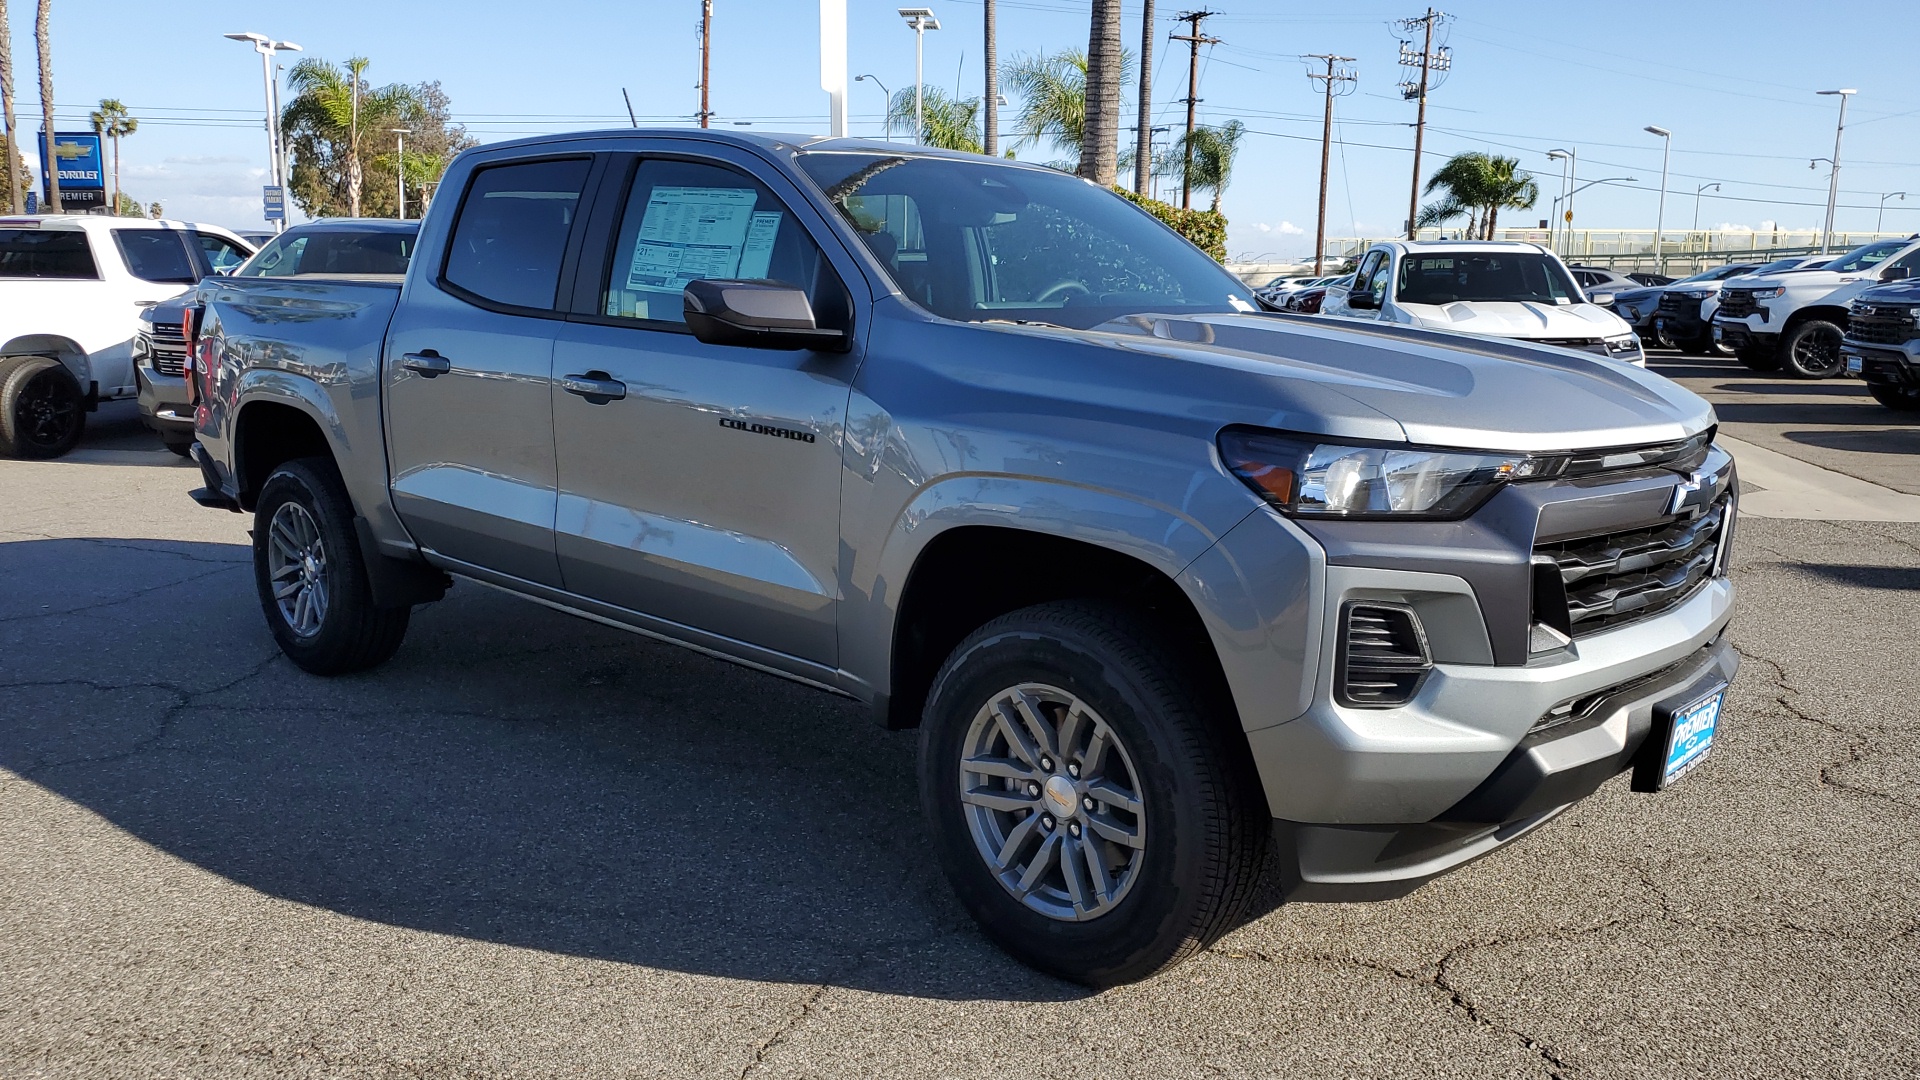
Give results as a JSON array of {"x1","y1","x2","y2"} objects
[
  {"x1": 1567, "y1": 265, "x2": 1641, "y2": 299},
  {"x1": 1628, "y1": 272, "x2": 1674, "y2": 287},
  {"x1": 1286, "y1": 273, "x2": 1352, "y2": 313}
]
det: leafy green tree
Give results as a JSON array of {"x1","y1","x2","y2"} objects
[
  {"x1": 1157, "y1": 120, "x2": 1245, "y2": 212},
  {"x1": 1417, "y1": 152, "x2": 1540, "y2": 239},
  {"x1": 1002, "y1": 47, "x2": 1132, "y2": 172},
  {"x1": 885, "y1": 85, "x2": 981, "y2": 152},
  {"x1": 282, "y1": 56, "x2": 410, "y2": 217},
  {"x1": 89, "y1": 98, "x2": 137, "y2": 214},
  {"x1": 0, "y1": 133, "x2": 32, "y2": 205}
]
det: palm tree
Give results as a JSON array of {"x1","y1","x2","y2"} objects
[
  {"x1": 89, "y1": 98, "x2": 135, "y2": 215},
  {"x1": 1158, "y1": 120, "x2": 1244, "y2": 211},
  {"x1": 885, "y1": 86, "x2": 981, "y2": 152},
  {"x1": 1079, "y1": 0, "x2": 1124, "y2": 186},
  {"x1": 34, "y1": 0, "x2": 56, "y2": 212},
  {"x1": 282, "y1": 57, "x2": 410, "y2": 218},
  {"x1": 0, "y1": 0, "x2": 23, "y2": 213},
  {"x1": 1418, "y1": 152, "x2": 1540, "y2": 240},
  {"x1": 1003, "y1": 48, "x2": 1132, "y2": 173},
  {"x1": 1133, "y1": 0, "x2": 1155, "y2": 194},
  {"x1": 981, "y1": 0, "x2": 998, "y2": 157}
]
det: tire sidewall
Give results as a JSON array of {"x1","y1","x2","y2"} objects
[
  {"x1": 919, "y1": 619, "x2": 1222, "y2": 984},
  {"x1": 1, "y1": 357, "x2": 86, "y2": 459},
  {"x1": 1784, "y1": 320, "x2": 1845, "y2": 379}
]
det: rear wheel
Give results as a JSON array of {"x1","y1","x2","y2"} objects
[
  {"x1": 1736, "y1": 344, "x2": 1781, "y2": 372},
  {"x1": 1781, "y1": 319, "x2": 1846, "y2": 379},
  {"x1": 1868, "y1": 382, "x2": 1920, "y2": 412},
  {"x1": 0, "y1": 356, "x2": 86, "y2": 459},
  {"x1": 918, "y1": 601, "x2": 1267, "y2": 987},
  {"x1": 253, "y1": 457, "x2": 410, "y2": 675}
]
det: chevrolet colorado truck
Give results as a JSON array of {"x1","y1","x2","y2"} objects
[
  {"x1": 0, "y1": 215, "x2": 252, "y2": 457},
  {"x1": 1714, "y1": 238, "x2": 1920, "y2": 377},
  {"x1": 182, "y1": 131, "x2": 1739, "y2": 986}
]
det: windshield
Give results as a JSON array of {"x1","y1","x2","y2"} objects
[
  {"x1": 795, "y1": 152, "x2": 1254, "y2": 329},
  {"x1": 1394, "y1": 252, "x2": 1580, "y2": 305},
  {"x1": 1821, "y1": 240, "x2": 1908, "y2": 273},
  {"x1": 1674, "y1": 264, "x2": 1754, "y2": 285},
  {"x1": 238, "y1": 229, "x2": 415, "y2": 277}
]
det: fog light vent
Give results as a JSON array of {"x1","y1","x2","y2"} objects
[{"x1": 1336, "y1": 602, "x2": 1432, "y2": 708}]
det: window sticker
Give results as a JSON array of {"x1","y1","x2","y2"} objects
[
  {"x1": 736, "y1": 211, "x2": 783, "y2": 279},
  {"x1": 624, "y1": 186, "x2": 759, "y2": 294}
]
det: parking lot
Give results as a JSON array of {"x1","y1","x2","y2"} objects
[{"x1": 2, "y1": 355, "x2": 1916, "y2": 1079}]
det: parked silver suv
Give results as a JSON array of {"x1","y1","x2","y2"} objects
[{"x1": 183, "y1": 131, "x2": 1738, "y2": 985}]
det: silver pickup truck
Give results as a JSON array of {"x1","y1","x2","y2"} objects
[{"x1": 184, "y1": 130, "x2": 1738, "y2": 986}]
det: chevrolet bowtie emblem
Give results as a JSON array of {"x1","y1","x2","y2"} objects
[{"x1": 1669, "y1": 468, "x2": 1719, "y2": 516}]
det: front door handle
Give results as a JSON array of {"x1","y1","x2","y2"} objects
[
  {"x1": 561, "y1": 372, "x2": 627, "y2": 404},
  {"x1": 402, "y1": 351, "x2": 452, "y2": 378}
]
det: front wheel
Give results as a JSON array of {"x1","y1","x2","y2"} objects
[
  {"x1": 0, "y1": 355, "x2": 87, "y2": 458},
  {"x1": 1781, "y1": 320, "x2": 1846, "y2": 379},
  {"x1": 253, "y1": 457, "x2": 410, "y2": 675},
  {"x1": 918, "y1": 601, "x2": 1267, "y2": 987},
  {"x1": 1868, "y1": 382, "x2": 1920, "y2": 412}
]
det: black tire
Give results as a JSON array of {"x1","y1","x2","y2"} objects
[
  {"x1": 1868, "y1": 382, "x2": 1920, "y2": 412},
  {"x1": 0, "y1": 355, "x2": 87, "y2": 458},
  {"x1": 252, "y1": 457, "x2": 409, "y2": 675},
  {"x1": 1781, "y1": 319, "x2": 1847, "y2": 379},
  {"x1": 918, "y1": 600, "x2": 1267, "y2": 987},
  {"x1": 1735, "y1": 344, "x2": 1781, "y2": 372},
  {"x1": 162, "y1": 433, "x2": 194, "y2": 458}
]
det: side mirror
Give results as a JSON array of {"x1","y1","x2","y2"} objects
[
  {"x1": 683, "y1": 279, "x2": 850, "y2": 352},
  {"x1": 1881, "y1": 265, "x2": 1912, "y2": 282},
  {"x1": 1589, "y1": 292, "x2": 1616, "y2": 307},
  {"x1": 1346, "y1": 288, "x2": 1378, "y2": 311}
]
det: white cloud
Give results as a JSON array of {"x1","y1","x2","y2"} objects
[{"x1": 1250, "y1": 221, "x2": 1306, "y2": 236}]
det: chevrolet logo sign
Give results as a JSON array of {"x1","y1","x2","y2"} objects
[
  {"x1": 51, "y1": 140, "x2": 90, "y2": 160},
  {"x1": 1855, "y1": 306, "x2": 1877, "y2": 317}
]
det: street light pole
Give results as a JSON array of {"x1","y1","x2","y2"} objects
[
  {"x1": 390, "y1": 129, "x2": 410, "y2": 219},
  {"x1": 854, "y1": 74, "x2": 893, "y2": 140},
  {"x1": 1645, "y1": 125, "x2": 1671, "y2": 274},
  {"x1": 897, "y1": 8, "x2": 940, "y2": 146},
  {"x1": 1816, "y1": 88, "x2": 1856, "y2": 253},
  {"x1": 224, "y1": 32, "x2": 301, "y2": 233},
  {"x1": 1547, "y1": 148, "x2": 1573, "y2": 255},
  {"x1": 1693, "y1": 182, "x2": 1720, "y2": 232},
  {"x1": 1880, "y1": 191, "x2": 1908, "y2": 234}
]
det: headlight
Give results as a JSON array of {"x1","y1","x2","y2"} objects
[
  {"x1": 1218, "y1": 429, "x2": 1546, "y2": 519},
  {"x1": 1752, "y1": 287, "x2": 1785, "y2": 300},
  {"x1": 1604, "y1": 334, "x2": 1642, "y2": 355},
  {"x1": 1674, "y1": 290, "x2": 1710, "y2": 300}
]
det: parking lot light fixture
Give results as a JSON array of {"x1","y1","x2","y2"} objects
[
  {"x1": 897, "y1": 8, "x2": 940, "y2": 146},
  {"x1": 1816, "y1": 89, "x2": 1857, "y2": 253},
  {"x1": 1693, "y1": 182, "x2": 1720, "y2": 233},
  {"x1": 225, "y1": 32, "x2": 302, "y2": 233},
  {"x1": 1547, "y1": 148, "x2": 1575, "y2": 254},
  {"x1": 1645, "y1": 126, "x2": 1671, "y2": 274},
  {"x1": 1880, "y1": 191, "x2": 1908, "y2": 234},
  {"x1": 854, "y1": 74, "x2": 893, "y2": 140}
]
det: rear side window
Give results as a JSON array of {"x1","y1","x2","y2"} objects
[
  {"x1": 443, "y1": 158, "x2": 591, "y2": 311},
  {"x1": 0, "y1": 228, "x2": 98, "y2": 278},
  {"x1": 194, "y1": 232, "x2": 251, "y2": 274},
  {"x1": 114, "y1": 230, "x2": 198, "y2": 284}
]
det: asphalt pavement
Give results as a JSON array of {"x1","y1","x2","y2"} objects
[{"x1": 2, "y1": 382, "x2": 1916, "y2": 1079}]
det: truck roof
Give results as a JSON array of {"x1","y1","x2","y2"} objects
[
  {"x1": 1380, "y1": 239, "x2": 1555, "y2": 255},
  {"x1": 0, "y1": 214, "x2": 222, "y2": 233}
]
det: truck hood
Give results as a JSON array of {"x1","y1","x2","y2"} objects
[
  {"x1": 1080, "y1": 312, "x2": 1712, "y2": 453},
  {"x1": 1395, "y1": 300, "x2": 1632, "y2": 340},
  {"x1": 1724, "y1": 268, "x2": 1874, "y2": 293}
]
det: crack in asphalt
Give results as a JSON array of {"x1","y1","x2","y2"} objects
[
  {"x1": 0, "y1": 563, "x2": 245, "y2": 625},
  {"x1": 738, "y1": 984, "x2": 828, "y2": 1079},
  {"x1": 1731, "y1": 642, "x2": 1917, "y2": 813}
]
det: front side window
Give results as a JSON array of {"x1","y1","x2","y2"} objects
[
  {"x1": 239, "y1": 235, "x2": 308, "y2": 277},
  {"x1": 113, "y1": 229, "x2": 198, "y2": 284},
  {"x1": 798, "y1": 152, "x2": 1253, "y2": 329},
  {"x1": 443, "y1": 157, "x2": 591, "y2": 311},
  {"x1": 195, "y1": 232, "x2": 251, "y2": 273},
  {"x1": 602, "y1": 158, "x2": 833, "y2": 326},
  {"x1": 1822, "y1": 240, "x2": 1907, "y2": 274},
  {"x1": 1395, "y1": 253, "x2": 1579, "y2": 305},
  {"x1": 0, "y1": 228, "x2": 97, "y2": 278}
]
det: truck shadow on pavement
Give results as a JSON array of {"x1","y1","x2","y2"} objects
[{"x1": 0, "y1": 537, "x2": 1093, "y2": 1003}]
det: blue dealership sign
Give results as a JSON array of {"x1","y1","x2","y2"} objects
[
  {"x1": 263, "y1": 185, "x2": 286, "y2": 222},
  {"x1": 39, "y1": 131, "x2": 107, "y2": 210}
]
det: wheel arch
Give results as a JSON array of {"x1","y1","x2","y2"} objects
[
  {"x1": 1, "y1": 334, "x2": 91, "y2": 389},
  {"x1": 1783, "y1": 304, "x2": 1849, "y2": 332},
  {"x1": 231, "y1": 397, "x2": 338, "y2": 512}
]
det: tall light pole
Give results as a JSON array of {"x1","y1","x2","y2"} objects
[
  {"x1": 1644, "y1": 125, "x2": 1671, "y2": 274},
  {"x1": 1547, "y1": 148, "x2": 1574, "y2": 254},
  {"x1": 897, "y1": 8, "x2": 940, "y2": 146},
  {"x1": 854, "y1": 74, "x2": 892, "y2": 140},
  {"x1": 1880, "y1": 191, "x2": 1908, "y2": 234},
  {"x1": 1816, "y1": 88, "x2": 1856, "y2": 253},
  {"x1": 224, "y1": 32, "x2": 301, "y2": 233},
  {"x1": 1693, "y1": 182, "x2": 1720, "y2": 232},
  {"x1": 389, "y1": 129, "x2": 410, "y2": 219}
]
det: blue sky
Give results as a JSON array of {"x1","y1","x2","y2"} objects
[{"x1": 10, "y1": 0, "x2": 1916, "y2": 258}]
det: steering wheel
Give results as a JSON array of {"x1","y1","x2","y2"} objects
[{"x1": 1035, "y1": 279, "x2": 1093, "y2": 304}]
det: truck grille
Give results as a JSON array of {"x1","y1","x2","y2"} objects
[
  {"x1": 1717, "y1": 289, "x2": 1759, "y2": 320},
  {"x1": 1657, "y1": 293, "x2": 1703, "y2": 320},
  {"x1": 1532, "y1": 496, "x2": 1730, "y2": 638},
  {"x1": 1846, "y1": 304, "x2": 1919, "y2": 347},
  {"x1": 140, "y1": 322, "x2": 189, "y2": 378}
]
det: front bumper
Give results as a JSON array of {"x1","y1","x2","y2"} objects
[
  {"x1": 1842, "y1": 341, "x2": 1919, "y2": 386},
  {"x1": 1712, "y1": 316, "x2": 1777, "y2": 352},
  {"x1": 135, "y1": 362, "x2": 193, "y2": 434}
]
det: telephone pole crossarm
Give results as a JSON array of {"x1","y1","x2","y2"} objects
[{"x1": 1397, "y1": 8, "x2": 1452, "y2": 239}]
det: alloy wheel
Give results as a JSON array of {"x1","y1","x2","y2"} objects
[
  {"x1": 267, "y1": 501, "x2": 329, "y2": 638},
  {"x1": 16, "y1": 371, "x2": 80, "y2": 450},
  {"x1": 958, "y1": 683, "x2": 1147, "y2": 922},
  {"x1": 1792, "y1": 325, "x2": 1844, "y2": 377}
]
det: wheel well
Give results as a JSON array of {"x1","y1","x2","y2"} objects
[
  {"x1": 234, "y1": 402, "x2": 333, "y2": 510},
  {"x1": 1784, "y1": 305, "x2": 1849, "y2": 332},
  {"x1": 885, "y1": 526, "x2": 1237, "y2": 733},
  {"x1": 1, "y1": 335, "x2": 90, "y2": 386}
]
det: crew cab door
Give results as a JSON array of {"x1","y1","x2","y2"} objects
[
  {"x1": 384, "y1": 154, "x2": 599, "y2": 588},
  {"x1": 548, "y1": 148, "x2": 861, "y2": 666}
]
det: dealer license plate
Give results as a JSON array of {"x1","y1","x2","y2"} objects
[
  {"x1": 1660, "y1": 687, "x2": 1723, "y2": 787},
  {"x1": 1845, "y1": 353, "x2": 1863, "y2": 375}
]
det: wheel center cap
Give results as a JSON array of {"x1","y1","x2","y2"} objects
[{"x1": 1042, "y1": 775, "x2": 1077, "y2": 817}]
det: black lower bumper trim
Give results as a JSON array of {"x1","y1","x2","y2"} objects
[{"x1": 187, "y1": 442, "x2": 242, "y2": 512}]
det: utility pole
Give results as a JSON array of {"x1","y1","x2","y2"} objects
[
  {"x1": 1396, "y1": 8, "x2": 1450, "y2": 239},
  {"x1": 1133, "y1": 0, "x2": 1155, "y2": 194},
  {"x1": 1171, "y1": 10, "x2": 1219, "y2": 210},
  {"x1": 699, "y1": 0, "x2": 713, "y2": 128},
  {"x1": 1306, "y1": 54, "x2": 1356, "y2": 275}
]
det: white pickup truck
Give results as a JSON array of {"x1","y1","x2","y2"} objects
[
  {"x1": 1712, "y1": 237, "x2": 1920, "y2": 378},
  {"x1": 0, "y1": 215, "x2": 252, "y2": 457}
]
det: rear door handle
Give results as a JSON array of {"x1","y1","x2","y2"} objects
[
  {"x1": 561, "y1": 372, "x2": 627, "y2": 403},
  {"x1": 402, "y1": 351, "x2": 452, "y2": 378}
]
